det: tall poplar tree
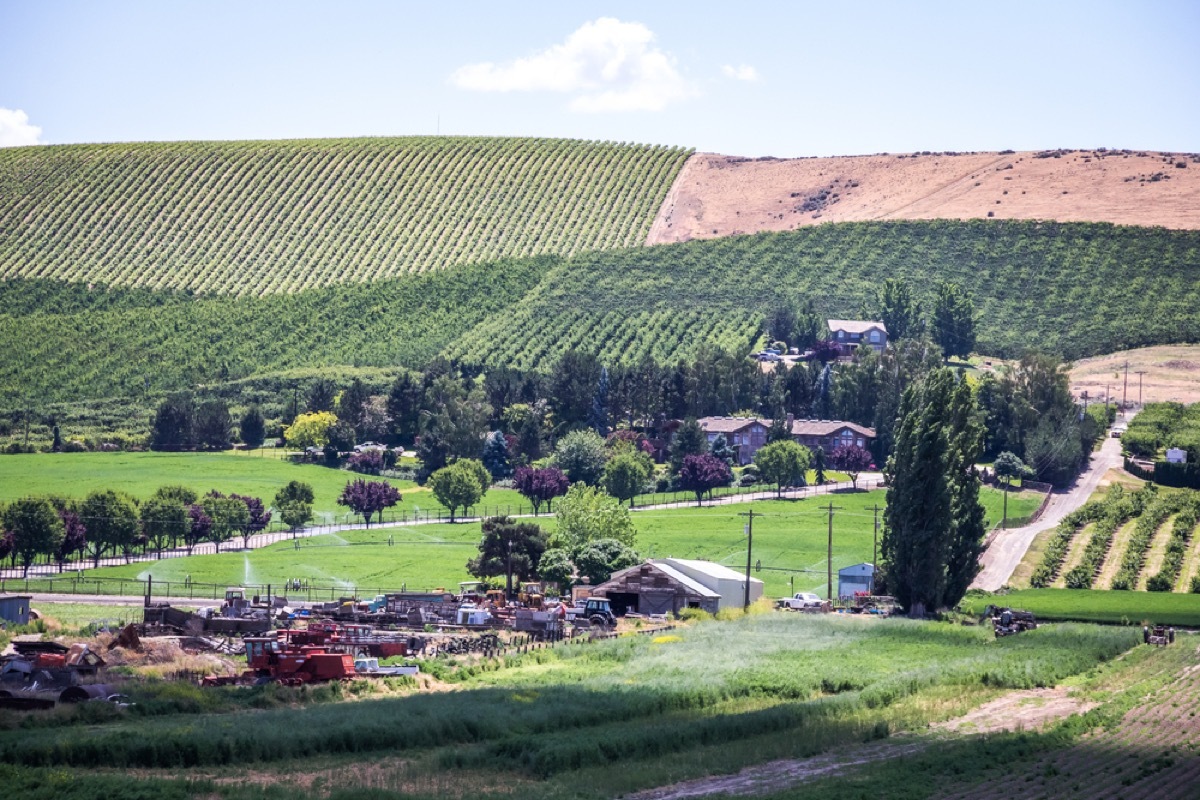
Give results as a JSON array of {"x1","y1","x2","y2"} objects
[
  {"x1": 943, "y1": 377, "x2": 987, "y2": 606},
  {"x1": 881, "y1": 369, "x2": 953, "y2": 616},
  {"x1": 881, "y1": 368, "x2": 987, "y2": 614}
]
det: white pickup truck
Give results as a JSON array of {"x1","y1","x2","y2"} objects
[{"x1": 777, "y1": 592, "x2": 823, "y2": 610}]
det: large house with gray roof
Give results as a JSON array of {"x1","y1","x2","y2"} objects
[{"x1": 827, "y1": 319, "x2": 888, "y2": 356}]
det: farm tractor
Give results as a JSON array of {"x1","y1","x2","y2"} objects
[
  {"x1": 989, "y1": 606, "x2": 1038, "y2": 637},
  {"x1": 1144, "y1": 625, "x2": 1176, "y2": 646},
  {"x1": 575, "y1": 597, "x2": 617, "y2": 630}
]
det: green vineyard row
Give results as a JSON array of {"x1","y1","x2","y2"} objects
[
  {"x1": 2, "y1": 219, "x2": 1199, "y2": 406},
  {"x1": 0, "y1": 137, "x2": 690, "y2": 295}
]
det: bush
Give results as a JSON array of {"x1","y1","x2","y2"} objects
[
  {"x1": 1145, "y1": 574, "x2": 1173, "y2": 592},
  {"x1": 676, "y1": 607, "x2": 713, "y2": 623},
  {"x1": 1192, "y1": 576, "x2": 1200, "y2": 594}
]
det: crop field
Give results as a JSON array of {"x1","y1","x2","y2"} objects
[
  {"x1": 3, "y1": 219, "x2": 1199, "y2": 409},
  {"x1": 21, "y1": 488, "x2": 1042, "y2": 600},
  {"x1": 959, "y1": 588, "x2": 1200, "y2": 626},
  {"x1": 1027, "y1": 483, "x2": 1200, "y2": 593},
  {"x1": 0, "y1": 137, "x2": 690, "y2": 295},
  {"x1": 449, "y1": 219, "x2": 1200, "y2": 366},
  {"x1": 0, "y1": 614, "x2": 1143, "y2": 800}
]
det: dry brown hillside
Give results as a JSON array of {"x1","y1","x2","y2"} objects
[{"x1": 647, "y1": 148, "x2": 1200, "y2": 244}]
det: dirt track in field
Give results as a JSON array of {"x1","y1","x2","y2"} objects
[{"x1": 647, "y1": 149, "x2": 1200, "y2": 245}]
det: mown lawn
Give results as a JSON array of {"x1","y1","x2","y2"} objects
[
  {"x1": 39, "y1": 488, "x2": 1043, "y2": 600},
  {"x1": 0, "y1": 450, "x2": 527, "y2": 522}
]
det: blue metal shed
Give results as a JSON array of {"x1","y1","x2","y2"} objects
[
  {"x1": 0, "y1": 595, "x2": 33, "y2": 626},
  {"x1": 837, "y1": 563, "x2": 875, "y2": 598}
]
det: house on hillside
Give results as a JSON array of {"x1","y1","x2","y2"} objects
[
  {"x1": 827, "y1": 319, "x2": 888, "y2": 356},
  {"x1": 697, "y1": 417, "x2": 770, "y2": 466},
  {"x1": 590, "y1": 558, "x2": 764, "y2": 615}
]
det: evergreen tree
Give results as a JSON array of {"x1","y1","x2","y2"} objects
[
  {"x1": 193, "y1": 399, "x2": 233, "y2": 450},
  {"x1": 306, "y1": 378, "x2": 337, "y2": 413},
  {"x1": 766, "y1": 414, "x2": 792, "y2": 443},
  {"x1": 813, "y1": 445, "x2": 827, "y2": 485},
  {"x1": 481, "y1": 430, "x2": 513, "y2": 481},
  {"x1": 942, "y1": 378, "x2": 987, "y2": 606},
  {"x1": 669, "y1": 418, "x2": 707, "y2": 474},
  {"x1": 931, "y1": 281, "x2": 976, "y2": 361},
  {"x1": 239, "y1": 405, "x2": 266, "y2": 449},
  {"x1": 814, "y1": 364, "x2": 834, "y2": 419},
  {"x1": 881, "y1": 369, "x2": 954, "y2": 616},
  {"x1": 385, "y1": 371, "x2": 424, "y2": 446},
  {"x1": 589, "y1": 366, "x2": 611, "y2": 437},
  {"x1": 548, "y1": 350, "x2": 601, "y2": 434},
  {"x1": 150, "y1": 395, "x2": 193, "y2": 451},
  {"x1": 709, "y1": 432, "x2": 737, "y2": 465},
  {"x1": 338, "y1": 378, "x2": 372, "y2": 439}
]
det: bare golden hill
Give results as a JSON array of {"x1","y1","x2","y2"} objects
[{"x1": 647, "y1": 149, "x2": 1200, "y2": 244}]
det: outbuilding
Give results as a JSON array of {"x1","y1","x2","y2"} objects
[
  {"x1": 591, "y1": 559, "x2": 763, "y2": 616},
  {"x1": 837, "y1": 563, "x2": 876, "y2": 598},
  {"x1": 0, "y1": 595, "x2": 33, "y2": 626}
]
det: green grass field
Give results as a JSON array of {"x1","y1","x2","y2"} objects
[
  {"x1": 0, "y1": 613, "x2": 1140, "y2": 800},
  {"x1": 0, "y1": 450, "x2": 531, "y2": 521},
  {"x1": 960, "y1": 587, "x2": 1200, "y2": 626},
  {"x1": 30, "y1": 488, "x2": 1040, "y2": 600}
]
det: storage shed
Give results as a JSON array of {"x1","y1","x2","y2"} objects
[
  {"x1": 0, "y1": 595, "x2": 33, "y2": 626},
  {"x1": 591, "y1": 559, "x2": 763, "y2": 616},
  {"x1": 837, "y1": 563, "x2": 876, "y2": 598}
]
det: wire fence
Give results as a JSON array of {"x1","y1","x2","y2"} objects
[{"x1": 0, "y1": 477, "x2": 883, "y2": 585}]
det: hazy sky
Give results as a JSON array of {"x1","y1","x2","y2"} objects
[{"x1": 2, "y1": 1, "x2": 1198, "y2": 156}]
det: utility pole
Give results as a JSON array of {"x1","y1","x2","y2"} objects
[
  {"x1": 1105, "y1": 384, "x2": 1111, "y2": 418},
  {"x1": 738, "y1": 508, "x2": 761, "y2": 610},
  {"x1": 1122, "y1": 361, "x2": 1129, "y2": 410},
  {"x1": 1135, "y1": 371, "x2": 1147, "y2": 407},
  {"x1": 825, "y1": 501, "x2": 842, "y2": 602},
  {"x1": 871, "y1": 504, "x2": 881, "y2": 594}
]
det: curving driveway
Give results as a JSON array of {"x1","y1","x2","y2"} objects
[{"x1": 971, "y1": 427, "x2": 1127, "y2": 592}]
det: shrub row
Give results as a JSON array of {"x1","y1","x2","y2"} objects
[
  {"x1": 1146, "y1": 496, "x2": 1200, "y2": 591},
  {"x1": 1110, "y1": 492, "x2": 1187, "y2": 590}
]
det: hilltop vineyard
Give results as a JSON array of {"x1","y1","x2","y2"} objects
[{"x1": 0, "y1": 137, "x2": 690, "y2": 295}]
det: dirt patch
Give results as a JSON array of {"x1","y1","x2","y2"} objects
[
  {"x1": 933, "y1": 687, "x2": 1097, "y2": 735},
  {"x1": 648, "y1": 149, "x2": 1200, "y2": 245},
  {"x1": 624, "y1": 740, "x2": 928, "y2": 800},
  {"x1": 1069, "y1": 345, "x2": 1200, "y2": 406}
]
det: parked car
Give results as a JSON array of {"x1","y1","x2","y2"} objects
[{"x1": 777, "y1": 592, "x2": 822, "y2": 610}]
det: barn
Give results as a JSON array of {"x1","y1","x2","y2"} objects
[{"x1": 591, "y1": 559, "x2": 764, "y2": 616}]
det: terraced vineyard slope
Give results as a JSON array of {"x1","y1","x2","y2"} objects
[
  {"x1": 4, "y1": 219, "x2": 1200, "y2": 404},
  {"x1": 0, "y1": 137, "x2": 690, "y2": 295}
]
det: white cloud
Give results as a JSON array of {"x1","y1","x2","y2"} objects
[
  {"x1": 721, "y1": 64, "x2": 760, "y2": 82},
  {"x1": 451, "y1": 17, "x2": 695, "y2": 113},
  {"x1": 0, "y1": 108, "x2": 42, "y2": 147}
]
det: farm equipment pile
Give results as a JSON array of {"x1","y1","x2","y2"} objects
[{"x1": 989, "y1": 606, "x2": 1038, "y2": 637}]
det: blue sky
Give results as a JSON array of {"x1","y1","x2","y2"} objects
[{"x1": 2, "y1": 1, "x2": 1197, "y2": 156}]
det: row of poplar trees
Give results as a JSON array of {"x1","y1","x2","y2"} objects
[{"x1": 880, "y1": 367, "x2": 986, "y2": 616}]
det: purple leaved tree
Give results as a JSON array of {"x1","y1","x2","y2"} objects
[
  {"x1": 338, "y1": 479, "x2": 401, "y2": 526},
  {"x1": 829, "y1": 444, "x2": 874, "y2": 490},
  {"x1": 230, "y1": 494, "x2": 272, "y2": 548},
  {"x1": 678, "y1": 453, "x2": 733, "y2": 506},
  {"x1": 184, "y1": 505, "x2": 211, "y2": 555},
  {"x1": 55, "y1": 508, "x2": 87, "y2": 572},
  {"x1": 513, "y1": 466, "x2": 570, "y2": 515}
]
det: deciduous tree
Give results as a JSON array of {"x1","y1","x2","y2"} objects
[
  {"x1": 4, "y1": 497, "x2": 63, "y2": 576},
  {"x1": 603, "y1": 451, "x2": 652, "y2": 506},
  {"x1": 284, "y1": 411, "x2": 338, "y2": 450},
  {"x1": 553, "y1": 483, "x2": 636, "y2": 553},
  {"x1": 513, "y1": 466, "x2": 569, "y2": 515},
  {"x1": 829, "y1": 443, "x2": 873, "y2": 490},
  {"x1": 140, "y1": 496, "x2": 190, "y2": 558},
  {"x1": 467, "y1": 516, "x2": 548, "y2": 594},
  {"x1": 553, "y1": 429, "x2": 608, "y2": 485},
  {"x1": 678, "y1": 453, "x2": 733, "y2": 506},
  {"x1": 754, "y1": 440, "x2": 812, "y2": 498},
  {"x1": 337, "y1": 479, "x2": 401, "y2": 527}
]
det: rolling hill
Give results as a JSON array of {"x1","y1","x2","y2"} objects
[
  {"x1": 4, "y1": 220, "x2": 1198, "y2": 407},
  {"x1": 648, "y1": 148, "x2": 1200, "y2": 244},
  {"x1": 0, "y1": 137, "x2": 690, "y2": 295}
]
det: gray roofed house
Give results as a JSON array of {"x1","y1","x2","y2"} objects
[{"x1": 827, "y1": 319, "x2": 888, "y2": 355}]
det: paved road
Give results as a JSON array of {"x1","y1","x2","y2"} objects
[{"x1": 971, "y1": 427, "x2": 1127, "y2": 592}]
